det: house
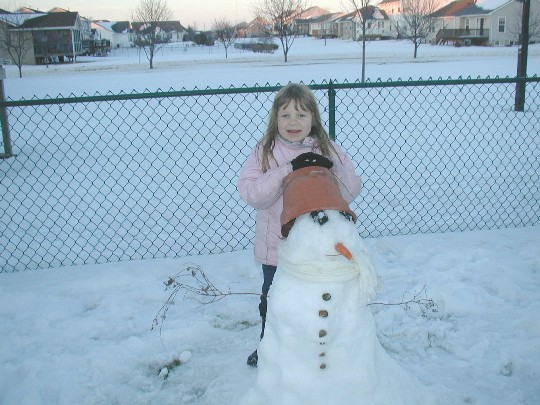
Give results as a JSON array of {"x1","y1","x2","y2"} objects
[
  {"x1": 131, "y1": 20, "x2": 186, "y2": 43},
  {"x1": 0, "y1": 9, "x2": 85, "y2": 64},
  {"x1": 308, "y1": 12, "x2": 345, "y2": 38},
  {"x1": 377, "y1": 0, "x2": 403, "y2": 16},
  {"x1": 333, "y1": 11, "x2": 357, "y2": 40},
  {"x1": 47, "y1": 7, "x2": 92, "y2": 42},
  {"x1": 431, "y1": 0, "x2": 540, "y2": 46},
  {"x1": 243, "y1": 17, "x2": 271, "y2": 38},
  {"x1": 0, "y1": 9, "x2": 33, "y2": 65},
  {"x1": 357, "y1": 6, "x2": 396, "y2": 40},
  {"x1": 235, "y1": 21, "x2": 249, "y2": 38},
  {"x1": 92, "y1": 20, "x2": 134, "y2": 48},
  {"x1": 0, "y1": 10, "x2": 42, "y2": 64},
  {"x1": 18, "y1": 11, "x2": 86, "y2": 63},
  {"x1": 292, "y1": 6, "x2": 329, "y2": 35},
  {"x1": 333, "y1": 7, "x2": 396, "y2": 41},
  {"x1": 159, "y1": 21, "x2": 187, "y2": 42}
]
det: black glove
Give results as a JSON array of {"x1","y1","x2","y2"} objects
[{"x1": 291, "y1": 152, "x2": 333, "y2": 171}]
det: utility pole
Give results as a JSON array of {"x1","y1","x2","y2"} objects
[{"x1": 514, "y1": 0, "x2": 530, "y2": 112}]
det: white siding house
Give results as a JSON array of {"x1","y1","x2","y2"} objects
[
  {"x1": 431, "y1": 0, "x2": 540, "y2": 46},
  {"x1": 92, "y1": 21, "x2": 133, "y2": 48}
]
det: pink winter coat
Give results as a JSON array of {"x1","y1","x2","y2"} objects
[{"x1": 237, "y1": 136, "x2": 362, "y2": 266}]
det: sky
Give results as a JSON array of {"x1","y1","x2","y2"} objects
[{"x1": 10, "y1": 0, "x2": 350, "y2": 29}]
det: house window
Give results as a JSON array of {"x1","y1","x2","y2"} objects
[
  {"x1": 465, "y1": 18, "x2": 470, "y2": 32},
  {"x1": 498, "y1": 17, "x2": 506, "y2": 33}
]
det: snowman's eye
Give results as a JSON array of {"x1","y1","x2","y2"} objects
[
  {"x1": 310, "y1": 211, "x2": 328, "y2": 225},
  {"x1": 340, "y1": 211, "x2": 353, "y2": 222}
]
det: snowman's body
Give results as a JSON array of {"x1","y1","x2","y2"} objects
[{"x1": 241, "y1": 210, "x2": 437, "y2": 405}]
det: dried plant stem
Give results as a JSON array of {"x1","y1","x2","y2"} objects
[
  {"x1": 152, "y1": 266, "x2": 438, "y2": 337},
  {"x1": 151, "y1": 264, "x2": 259, "y2": 335},
  {"x1": 368, "y1": 285, "x2": 438, "y2": 318}
]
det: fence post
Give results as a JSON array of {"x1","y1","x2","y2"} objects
[
  {"x1": 514, "y1": 0, "x2": 530, "y2": 112},
  {"x1": 328, "y1": 79, "x2": 336, "y2": 141},
  {"x1": 0, "y1": 66, "x2": 13, "y2": 158}
]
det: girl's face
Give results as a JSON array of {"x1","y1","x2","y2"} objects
[{"x1": 277, "y1": 101, "x2": 312, "y2": 143}]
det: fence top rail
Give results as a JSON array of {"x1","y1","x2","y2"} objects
[{"x1": 2, "y1": 75, "x2": 539, "y2": 107}]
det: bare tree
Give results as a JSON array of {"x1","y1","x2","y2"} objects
[
  {"x1": 0, "y1": 12, "x2": 33, "y2": 78},
  {"x1": 252, "y1": 0, "x2": 308, "y2": 62},
  {"x1": 132, "y1": 0, "x2": 172, "y2": 69},
  {"x1": 508, "y1": 0, "x2": 540, "y2": 44},
  {"x1": 346, "y1": 0, "x2": 377, "y2": 82},
  {"x1": 396, "y1": 0, "x2": 442, "y2": 58},
  {"x1": 212, "y1": 18, "x2": 237, "y2": 59}
]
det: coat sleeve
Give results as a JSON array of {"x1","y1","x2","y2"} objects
[
  {"x1": 330, "y1": 143, "x2": 363, "y2": 203},
  {"x1": 237, "y1": 147, "x2": 293, "y2": 210}
]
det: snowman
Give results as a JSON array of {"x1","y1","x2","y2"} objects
[{"x1": 240, "y1": 166, "x2": 437, "y2": 405}]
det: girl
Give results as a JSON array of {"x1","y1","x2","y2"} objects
[{"x1": 237, "y1": 83, "x2": 362, "y2": 366}]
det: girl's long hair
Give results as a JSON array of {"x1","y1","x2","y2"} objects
[{"x1": 258, "y1": 83, "x2": 338, "y2": 172}]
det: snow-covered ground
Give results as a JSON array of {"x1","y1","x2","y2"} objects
[
  {"x1": 0, "y1": 227, "x2": 539, "y2": 404},
  {"x1": 4, "y1": 37, "x2": 540, "y2": 98},
  {"x1": 1, "y1": 37, "x2": 539, "y2": 404}
]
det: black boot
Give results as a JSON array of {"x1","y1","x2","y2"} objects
[
  {"x1": 247, "y1": 349, "x2": 258, "y2": 367},
  {"x1": 246, "y1": 295, "x2": 268, "y2": 367}
]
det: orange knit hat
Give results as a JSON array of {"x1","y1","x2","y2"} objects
[{"x1": 280, "y1": 166, "x2": 357, "y2": 237}]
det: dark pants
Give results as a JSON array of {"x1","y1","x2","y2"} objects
[{"x1": 259, "y1": 264, "x2": 277, "y2": 339}]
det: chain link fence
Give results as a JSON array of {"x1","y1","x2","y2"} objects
[{"x1": 1, "y1": 78, "x2": 539, "y2": 272}]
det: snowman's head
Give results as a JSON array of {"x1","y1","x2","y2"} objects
[
  {"x1": 280, "y1": 166, "x2": 356, "y2": 238},
  {"x1": 279, "y1": 208, "x2": 380, "y2": 298},
  {"x1": 283, "y1": 209, "x2": 361, "y2": 263}
]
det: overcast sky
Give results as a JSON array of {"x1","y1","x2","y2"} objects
[{"x1": 11, "y1": 1, "x2": 352, "y2": 29}]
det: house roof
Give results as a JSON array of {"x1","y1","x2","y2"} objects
[
  {"x1": 361, "y1": 6, "x2": 389, "y2": 20},
  {"x1": 0, "y1": 12, "x2": 46, "y2": 26},
  {"x1": 235, "y1": 21, "x2": 249, "y2": 29},
  {"x1": 334, "y1": 6, "x2": 388, "y2": 22},
  {"x1": 95, "y1": 20, "x2": 132, "y2": 33},
  {"x1": 334, "y1": 10, "x2": 356, "y2": 22},
  {"x1": 297, "y1": 6, "x2": 329, "y2": 19},
  {"x1": 246, "y1": 16, "x2": 270, "y2": 30},
  {"x1": 305, "y1": 12, "x2": 345, "y2": 23},
  {"x1": 132, "y1": 20, "x2": 185, "y2": 33},
  {"x1": 112, "y1": 21, "x2": 131, "y2": 33},
  {"x1": 92, "y1": 21, "x2": 112, "y2": 31},
  {"x1": 18, "y1": 11, "x2": 79, "y2": 29},
  {"x1": 48, "y1": 7, "x2": 71, "y2": 13},
  {"x1": 16, "y1": 7, "x2": 43, "y2": 13},
  {"x1": 159, "y1": 20, "x2": 185, "y2": 32},
  {"x1": 431, "y1": 0, "x2": 511, "y2": 17}
]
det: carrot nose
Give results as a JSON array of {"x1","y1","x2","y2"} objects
[{"x1": 335, "y1": 243, "x2": 353, "y2": 260}]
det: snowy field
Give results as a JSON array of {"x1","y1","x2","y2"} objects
[
  {"x1": 4, "y1": 37, "x2": 540, "y2": 97},
  {"x1": 1, "y1": 38, "x2": 539, "y2": 404}
]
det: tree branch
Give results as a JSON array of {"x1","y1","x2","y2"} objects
[
  {"x1": 152, "y1": 265, "x2": 439, "y2": 339},
  {"x1": 151, "y1": 264, "x2": 260, "y2": 335},
  {"x1": 368, "y1": 285, "x2": 438, "y2": 318}
]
